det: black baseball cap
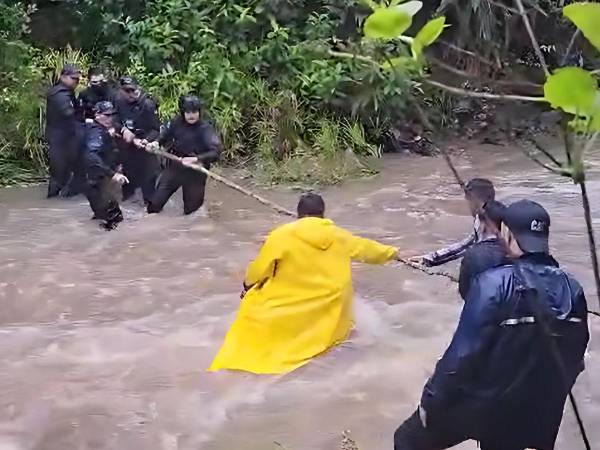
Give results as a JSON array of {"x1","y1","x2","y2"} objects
[
  {"x1": 502, "y1": 199, "x2": 550, "y2": 253},
  {"x1": 119, "y1": 76, "x2": 139, "y2": 90},
  {"x1": 61, "y1": 64, "x2": 81, "y2": 77},
  {"x1": 94, "y1": 101, "x2": 116, "y2": 115}
]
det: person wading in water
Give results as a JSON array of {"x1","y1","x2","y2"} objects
[
  {"x1": 146, "y1": 94, "x2": 221, "y2": 215},
  {"x1": 458, "y1": 200, "x2": 509, "y2": 300},
  {"x1": 411, "y1": 178, "x2": 496, "y2": 267},
  {"x1": 209, "y1": 193, "x2": 401, "y2": 374},
  {"x1": 82, "y1": 101, "x2": 128, "y2": 230},
  {"x1": 394, "y1": 200, "x2": 589, "y2": 450}
]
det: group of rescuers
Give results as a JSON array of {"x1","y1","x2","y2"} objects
[
  {"x1": 46, "y1": 64, "x2": 220, "y2": 229},
  {"x1": 49, "y1": 64, "x2": 590, "y2": 449}
]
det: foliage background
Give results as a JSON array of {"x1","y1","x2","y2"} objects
[{"x1": 0, "y1": 0, "x2": 582, "y2": 186}]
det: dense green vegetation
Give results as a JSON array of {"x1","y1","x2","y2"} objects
[
  {"x1": 1, "y1": 0, "x2": 415, "y2": 185},
  {"x1": 0, "y1": 1, "x2": 583, "y2": 186}
]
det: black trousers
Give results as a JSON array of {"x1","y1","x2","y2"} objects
[
  {"x1": 394, "y1": 411, "x2": 524, "y2": 450},
  {"x1": 147, "y1": 166, "x2": 207, "y2": 215},
  {"x1": 47, "y1": 127, "x2": 85, "y2": 198},
  {"x1": 119, "y1": 145, "x2": 158, "y2": 203},
  {"x1": 85, "y1": 177, "x2": 123, "y2": 230}
]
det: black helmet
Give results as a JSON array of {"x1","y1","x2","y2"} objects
[
  {"x1": 179, "y1": 94, "x2": 202, "y2": 114},
  {"x1": 94, "y1": 101, "x2": 116, "y2": 115},
  {"x1": 119, "y1": 75, "x2": 139, "y2": 90}
]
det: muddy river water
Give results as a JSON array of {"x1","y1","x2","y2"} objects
[{"x1": 0, "y1": 142, "x2": 599, "y2": 450}]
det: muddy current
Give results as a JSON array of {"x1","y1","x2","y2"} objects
[{"x1": 0, "y1": 142, "x2": 599, "y2": 450}]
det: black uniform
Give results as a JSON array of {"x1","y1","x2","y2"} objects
[
  {"x1": 458, "y1": 237, "x2": 509, "y2": 300},
  {"x1": 147, "y1": 116, "x2": 221, "y2": 215},
  {"x1": 115, "y1": 93, "x2": 160, "y2": 203},
  {"x1": 83, "y1": 122, "x2": 123, "y2": 228},
  {"x1": 45, "y1": 82, "x2": 85, "y2": 197},
  {"x1": 79, "y1": 85, "x2": 116, "y2": 121}
]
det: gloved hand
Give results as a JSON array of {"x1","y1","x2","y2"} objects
[
  {"x1": 181, "y1": 156, "x2": 199, "y2": 167},
  {"x1": 112, "y1": 173, "x2": 129, "y2": 185},
  {"x1": 121, "y1": 127, "x2": 136, "y2": 143},
  {"x1": 133, "y1": 138, "x2": 148, "y2": 149}
]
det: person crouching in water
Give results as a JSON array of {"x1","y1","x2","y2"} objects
[
  {"x1": 146, "y1": 95, "x2": 221, "y2": 215},
  {"x1": 83, "y1": 101, "x2": 129, "y2": 230},
  {"x1": 209, "y1": 193, "x2": 401, "y2": 374}
]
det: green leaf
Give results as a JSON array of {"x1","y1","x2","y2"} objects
[
  {"x1": 411, "y1": 16, "x2": 446, "y2": 58},
  {"x1": 564, "y1": 2, "x2": 600, "y2": 52},
  {"x1": 543, "y1": 67, "x2": 597, "y2": 115},
  {"x1": 364, "y1": 7, "x2": 412, "y2": 39},
  {"x1": 396, "y1": 1, "x2": 423, "y2": 17}
]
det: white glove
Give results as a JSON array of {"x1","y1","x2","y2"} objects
[
  {"x1": 147, "y1": 141, "x2": 160, "y2": 151},
  {"x1": 133, "y1": 138, "x2": 148, "y2": 149},
  {"x1": 181, "y1": 156, "x2": 199, "y2": 166},
  {"x1": 112, "y1": 173, "x2": 129, "y2": 185},
  {"x1": 121, "y1": 128, "x2": 136, "y2": 143}
]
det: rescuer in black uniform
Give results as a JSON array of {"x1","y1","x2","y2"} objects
[
  {"x1": 79, "y1": 67, "x2": 115, "y2": 121},
  {"x1": 114, "y1": 76, "x2": 160, "y2": 204},
  {"x1": 45, "y1": 64, "x2": 85, "y2": 198},
  {"x1": 146, "y1": 95, "x2": 221, "y2": 215},
  {"x1": 83, "y1": 101, "x2": 129, "y2": 230}
]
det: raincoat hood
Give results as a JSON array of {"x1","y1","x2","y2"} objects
[{"x1": 292, "y1": 217, "x2": 335, "y2": 250}]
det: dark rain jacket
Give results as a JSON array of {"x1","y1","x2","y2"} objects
[
  {"x1": 158, "y1": 116, "x2": 221, "y2": 167},
  {"x1": 458, "y1": 237, "x2": 509, "y2": 300},
  {"x1": 46, "y1": 82, "x2": 80, "y2": 135},
  {"x1": 115, "y1": 93, "x2": 160, "y2": 141},
  {"x1": 421, "y1": 253, "x2": 589, "y2": 449},
  {"x1": 83, "y1": 122, "x2": 119, "y2": 181}
]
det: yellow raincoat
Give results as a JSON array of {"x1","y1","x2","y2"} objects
[{"x1": 209, "y1": 217, "x2": 397, "y2": 374}]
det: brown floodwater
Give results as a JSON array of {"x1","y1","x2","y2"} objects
[{"x1": 0, "y1": 141, "x2": 599, "y2": 450}]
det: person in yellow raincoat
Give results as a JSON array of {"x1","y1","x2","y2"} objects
[{"x1": 209, "y1": 193, "x2": 399, "y2": 374}]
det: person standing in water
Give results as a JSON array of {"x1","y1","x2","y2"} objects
[
  {"x1": 146, "y1": 95, "x2": 221, "y2": 215},
  {"x1": 79, "y1": 67, "x2": 115, "y2": 121},
  {"x1": 411, "y1": 178, "x2": 496, "y2": 267},
  {"x1": 114, "y1": 76, "x2": 160, "y2": 204},
  {"x1": 82, "y1": 101, "x2": 128, "y2": 230},
  {"x1": 209, "y1": 193, "x2": 400, "y2": 374},
  {"x1": 394, "y1": 200, "x2": 589, "y2": 450},
  {"x1": 457, "y1": 200, "x2": 509, "y2": 300},
  {"x1": 45, "y1": 64, "x2": 85, "y2": 198}
]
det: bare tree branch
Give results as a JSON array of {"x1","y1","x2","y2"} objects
[
  {"x1": 524, "y1": 136, "x2": 563, "y2": 167},
  {"x1": 580, "y1": 181, "x2": 600, "y2": 312},
  {"x1": 424, "y1": 79, "x2": 545, "y2": 102},
  {"x1": 562, "y1": 29, "x2": 581, "y2": 66},
  {"x1": 328, "y1": 50, "x2": 377, "y2": 65},
  {"x1": 520, "y1": 147, "x2": 572, "y2": 176},
  {"x1": 489, "y1": 0, "x2": 520, "y2": 15},
  {"x1": 523, "y1": 0, "x2": 550, "y2": 17},
  {"x1": 515, "y1": 0, "x2": 550, "y2": 77},
  {"x1": 429, "y1": 57, "x2": 542, "y2": 90},
  {"x1": 437, "y1": 40, "x2": 496, "y2": 67}
]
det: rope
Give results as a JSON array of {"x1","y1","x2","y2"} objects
[
  {"x1": 141, "y1": 141, "x2": 595, "y2": 448},
  {"x1": 142, "y1": 144, "x2": 296, "y2": 217},
  {"x1": 140, "y1": 144, "x2": 462, "y2": 280}
]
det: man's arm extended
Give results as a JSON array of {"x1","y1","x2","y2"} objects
[{"x1": 422, "y1": 232, "x2": 476, "y2": 267}]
